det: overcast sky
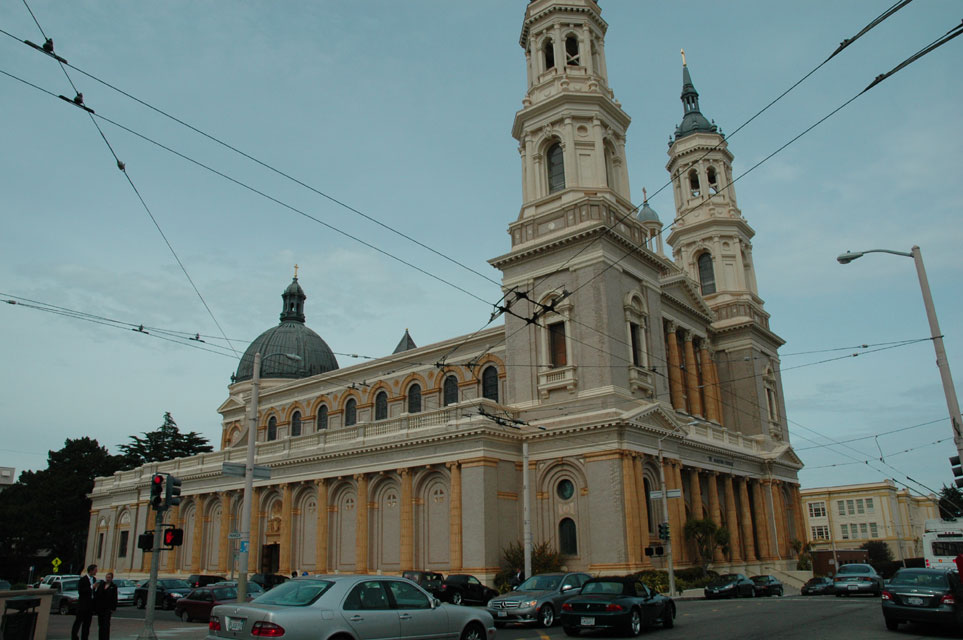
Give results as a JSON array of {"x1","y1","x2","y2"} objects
[{"x1": 2, "y1": 1, "x2": 961, "y2": 498}]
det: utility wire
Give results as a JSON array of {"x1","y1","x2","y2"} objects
[{"x1": 795, "y1": 417, "x2": 948, "y2": 451}]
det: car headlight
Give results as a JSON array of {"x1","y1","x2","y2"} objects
[{"x1": 522, "y1": 599, "x2": 538, "y2": 608}]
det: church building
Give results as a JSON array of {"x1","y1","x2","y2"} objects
[{"x1": 87, "y1": 0, "x2": 805, "y2": 583}]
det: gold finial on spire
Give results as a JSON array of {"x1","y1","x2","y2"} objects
[
  {"x1": 681, "y1": 48, "x2": 686, "y2": 66},
  {"x1": 642, "y1": 187, "x2": 648, "y2": 202},
  {"x1": 294, "y1": 264, "x2": 299, "y2": 278}
]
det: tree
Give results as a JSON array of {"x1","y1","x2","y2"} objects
[
  {"x1": 939, "y1": 485, "x2": 963, "y2": 519},
  {"x1": 860, "y1": 540, "x2": 894, "y2": 565},
  {"x1": 684, "y1": 518, "x2": 731, "y2": 576},
  {"x1": 118, "y1": 412, "x2": 213, "y2": 468},
  {"x1": 494, "y1": 541, "x2": 563, "y2": 592}
]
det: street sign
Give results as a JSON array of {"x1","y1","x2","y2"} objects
[
  {"x1": 228, "y1": 532, "x2": 242, "y2": 540},
  {"x1": 239, "y1": 541, "x2": 249, "y2": 553},
  {"x1": 666, "y1": 489, "x2": 682, "y2": 498},
  {"x1": 648, "y1": 490, "x2": 663, "y2": 499},
  {"x1": 222, "y1": 462, "x2": 271, "y2": 480},
  {"x1": 51, "y1": 557, "x2": 61, "y2": 573}
]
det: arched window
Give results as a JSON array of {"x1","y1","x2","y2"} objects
[
  {"x1": 565, "y1": 36, "x2": 580, "y2": 66},
  {"x1": 688, "y1": 169, "x2": 700, "y2": 196},
  {"x1": 375, "y1": 391, "x2": 388, "y2": 421},
  {"x1": 481, "y1": 366, "x2": 499, "y2": 402},
  {"x1": 543, "y1": 38, "x2": 555, "y2": 70},
  {"x1": 267, "y1": 416, "x2": 277, "y2": 441},
  {"x1": 697, "y1": 253, "x2": 716, "y2": 295},
  {"x1": 291, "y1": 411, "x2": 301, "y2": 437},
  {"x1": 707, "y1": 166, "x2": 719, "y2": 194},
  {"x1": 548, "y1": 321, "x2": 567, "y2": 368},
  {"x1": 559, "y1": 518, "x2": 577, "y2": 555},
  {"x1": 407, "y1": 384, "x2": 422, "y2": 414},
  {"x1": 547, "y1": 143, "x2": 565, "y2": 194},
  {"x1": 643, "y1": 477, "x2": 654, "y2": 533},
  {"x1": 344, "y1": 398, "x2": 357, "y2": 426},
  {"x1": 443, "y1": 375, "x2": 458, "y2": 407},
  {"x1": 317, "y1": 405, "x2": 328, "y2": 430}
]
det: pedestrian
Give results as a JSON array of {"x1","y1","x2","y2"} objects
[
  {"x1": 71, "y1": 564, "x2": 97, "y2": 640},
  {"x1": 954, "y1": 552, "x2": 963, "y2": 574},
  {"x1": 93, "y1": 572, "x2": 118, "y2": 640},
  {"x1": 291, "y1": 571, "x2": 298, "y2": 579},
  {"x1": 509, "y1": 567, "x2": 524, "y2": 589}
]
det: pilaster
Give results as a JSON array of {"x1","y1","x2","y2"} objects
[
  {"x1": 315, "y1": 480, "x2": 328, "y2": 574},
  {"x1": 218, "y1": 492, "x2": 232, "y2": 572},
  {"x1": 280, "y1": 483, "x2": 293, "y2": 575},
  {"x1": 738, "y1": 477, "x2": 756, "y2": 561},
  {"x1": 723, "y1": 476, "x2": 742, "y2": 562},
  {"x1": 400, "y1": 468, "x2": 414, "y2": 572},
  {"x1": 666, "y1": 324, "x2": 685, "y2": 410},
  {"x1": 355, "y1": 474, "x2": 369, "y2": 573},
  {"x1": 683, "y1": 333, "x2": 703, "y2": 417},
  {"x1": 448, "y1": 462, "x2": 463, "y2": 572}
]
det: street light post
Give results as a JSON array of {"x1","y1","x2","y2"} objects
[
  {"x1": 237, "y1": 351, "x2": 300, "y2": 602},
  {"x1": 838, "y1": 246, "x2": 963, "y2": 462}
]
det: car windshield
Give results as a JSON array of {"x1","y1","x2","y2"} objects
[
  {"x1": 751, "y1": 576, "x2": 768, "y2": 584},
  {"x1": 837, "y1": 565, "x2": 871, "y2": 575},
  {"x1": 518, "y1": 576, "x2": 561, "y2": 591},
  {"x1": 62, "y1": 579, "x2": 80, "y2": 591},
  {"x1": 718, "y1": 574, "x2": 740, "y2": 583},
  {"x1": 581, "y1": 581, "x2": 625, "y2": 595},
  {"x1": 158, "y1": 580, "x2": 191, "y2": 589},
  {"x1": 254, "y1": 579, "x2": 333, "y2": 606},
  {"x1": 211, "y1": 587, "x2": 237, "y2": 600},
  {"x1": 890, "y1": 571, "x2": 949, "y2": 588}
]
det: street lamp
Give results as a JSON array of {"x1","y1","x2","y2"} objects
[
  {"x1": 837, "y1": 246, "x2": 963, "y2": 463},
  {"x1": 237, "y1": 351, "x2": 301, "y2": 602}
]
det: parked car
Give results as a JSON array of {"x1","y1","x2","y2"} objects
[
  {"x1": 487, "y1": 571, "x2": 591, "y2": 628},
  {"x1": 704, "y1": 574, "x2": 755, "y2": 599},
  {"x1": 0, "y1": 580, "x2": 11, "y2": 590},
  {"x1": 208, "y1": 575, "x2": 494, "y2": 640},
  {"x1": 114, "y1": 578, "x2": 140, "y2": 606},
  {"x1": 175, "y1": 585, "x2": 245, "y2": 622},
  {"x1": 250, "y1": 573, "x2": 289, "y2": 590},
  {"x1": 50, "y1": 578, "x2": 82, "y2": 615},
  {"x1": 751, "y1": 575, "x2": 784, "y2": 597},
  {"x1": 801, "y1": 576, "x2": 834, "y2": 596},
  {"x1": 559, "y1": 575, "x2": 675, "y2": 636},
  {"x1": 133, "y1": 578, "x2": 192, "y2": 609},
  {"x1": 400, "y1": 571, "x2": 445, "y2": 599},
  {"x1": 187, "y1": 574, "x2": 225, "y2": 588},
  {"x1": 440, "y1": 574, "x2": 498, "y2": 606},
  {"x1": 36, "y1": 574, "x2": 80, "y2": 589},
  {"x1": 882, "y1": 567, "x2": 963, "y2": 631},
  {"x1": 833, "y1": 563, "x2": 883, "y2": 596},
  {"x1": 210, "y1": 581, "x2": 264, "y2": 596}
]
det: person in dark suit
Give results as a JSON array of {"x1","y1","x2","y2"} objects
[
  {"x1": 509, "y1": 567, "x2": 525, "y2": 589},
  {"x1": 93, "y1": 572, "x2": 118, "y2": 640},
  {"x1": 71, "y1": 564, "x2": 98, "y2": 640}
]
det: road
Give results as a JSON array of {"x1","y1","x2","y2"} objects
[{"x1": 44, "y1": 595, "x2": 958, "y2": 640}]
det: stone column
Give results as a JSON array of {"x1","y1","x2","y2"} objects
[
  {"x1": 790, "y1": 484, "x2": 807, "y2": 545},
  {"x1": 752, "y1": 480, "x2": 773, "y2": 560},
  {"x1": 709, "y1": 358, "x2": 725, "y2": 426},
  {"x1": 665, "y1": 323, "x2": 685, "y2": 410},
  {"x1": 315, "y1": 480, "x2": 328, "y2": 574},
  {"x1": 699, "y1": 345, "x2": 721, "y2": 423},
  {"x1": 218, "y1": 492, "x2": 232, "y2": 572},
  {"x1": 448, "y1": 462, "x2": 463, "y2": 572},
  {"x1": 688, "y1": 469, "x2": 704, "y2": 520},
  {"x1": 683, "y1": 333, "x2": 704, "y2": 417},
  {"x1": 280, "y1": 483, "x2": 294, "y2": 575},
  {"x1": 400, "y1": 469, "x2": 414, "y2": 572},
  {"x1": 772, "y1": 481, "x2": 789, "y2": 558},
  {"x1": 191, "y1": 496, "x2": 206, "y2": 572},
  {"x1": 633, "y1": 455, "x2": 651, "y2": 566},
  {"x1": 355, "y1": 474, "x2": 369, "y2": 573},
  {"x1": 738, "y1": 478, "x2": 756, "y2": 561},
  {"x1": 724, "y1": 476, "x2": 742, "y2": 562},
  {"x1": 622, "y1": 453, "x2": 641, "y2": 569},
  {"x1": 707, "y1": 473, "x2": 725, "y2": 562}
]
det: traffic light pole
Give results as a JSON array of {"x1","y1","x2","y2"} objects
[
  {"x1": 657, "y1": 447, "x2": 676, "y2": 596},
  {"x1": 136, "y1": 508, "x2": 164, "y2": 640}
]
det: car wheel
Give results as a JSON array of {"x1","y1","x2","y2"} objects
[
  {"x1": 451, "y1": 591, "x2": 463, "y2": 606},
  {"x1": 459, "y1": 622, "x2": 484, "y2": 640},
  {"x1": 563, "y1": 627, "x2": 581, "y2": 637},
  {"x1": 662, "y1": 603, "x2": 675, "y2": 629},
  {"x1": 539, "y1": 604, "x2": 555, "y2": 628},
  {"x1": 135, "y1": 595, "x2": 145, "y2": 609},
  {"x1": 625, "y1": 608, "x2": 642, "y2": 637},
  {"x1": 59, "y1": 601, "x2": 70, "y2": 616},
  {"x1": 884, "y1": 616, "x2": 899, "y2": 631},
  {"x1": 179, "y1": 610, "x2": 191, "y2": 623}
]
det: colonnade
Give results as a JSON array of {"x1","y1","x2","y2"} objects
[{"x1": 664, "y1": 322, "x2": 724, "y2": 424}]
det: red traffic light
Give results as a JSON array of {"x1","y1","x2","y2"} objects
[
  {"x1": 163, "y1": 528, "x2": 184, "y2": 547},
  {"x1": 150, "y1": 474, "x2": 165, "y2": 510}
]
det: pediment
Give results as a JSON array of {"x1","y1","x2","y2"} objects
[
  {"x1": 622, "y1": 403, "x2": 687, "y2": 433},
  {"x1": 763, "y1": 443, "x2": 805, "y2": 469},
  {"x1": 218, "y1": 394, "x2": 246, "y2": 414},
  {"x1": 660, "y1": 274, "x2": 714, "y2": 319}
]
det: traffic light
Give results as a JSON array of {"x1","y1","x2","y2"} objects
[
  {"x1": 164, "y1": 474, "x2": 182, "y2": 508},
  {"x1": 658, "y1": 521, "x2": 670, "y2": 541},
  {"x1": 150, "y1": 474, "x2": 165, "y2": 510},
  {"x1": 163, "y1": 528, "x2": 184, "y2": 548},
  {"x1": 137, "y1": 532, "x2": 154, "y2": 551},
  {"x1": 951, "y1": 456, "x2": 963, "y2": 488}
]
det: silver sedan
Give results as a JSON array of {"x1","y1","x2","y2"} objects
[{"x1": 208, "y1": 575, "x2": 494, "y2": 640}]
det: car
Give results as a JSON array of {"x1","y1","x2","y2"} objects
[
  {"x1": 187, "y1": 574, "x2": 225, "y2": 588},
  {"x1": 133, "y1": 578, "x2": 192, "y2": 609},
  {"x1": 882, "y1": 567, "x2": 963, "y2": 632},
  {"x1": 801, "y1": 576, "x2": 834, "y2": 595},
  {"x1": 833, "y1": 563, "x2": 883, "y2": 596},
  {"x1": 704, "y1": 573, "x2": 755, "y2": 599},
  {"x1": 37, "y1": 574, "x2": 80, "y2": 589},
  {"x1": 114, "y1": 578, "x2": 140, "y2": 606},
  {"x1": 0, "y1": 580, "x2": 11, "y2": 590},
  {"x1": 175, "y1": 585, "x2": 246, "y2": 622},
  {"x1": 559, "y1": 575, "x2": 675, "y2": 636},
  {"x1": 440, "y1": 574, "x2": 498, "y2": 606},
  {"x1": 750, "y1": 575, "x2": 784, "y2": 597},
  {"x1": 486, "y1": 571, "x2": 591, "y2": 628},
  {"x1": 208, "y1": 574, "x2": 494, "y2": 640},
  {"x1": 210, "y1": 580, "x2": 265, "y2": 596},
  {"x1": 250, "y1": 573, "x2": 289, "y2": 590},
  {"x1": 50, "y1": 578, "x2": 81, "y2": 615},
  {"x1": 400, "y1": 571, "x2": 445, "y2": 599}
]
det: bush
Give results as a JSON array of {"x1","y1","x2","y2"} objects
[
  {"x1": 632, "y1": 568, "x2": 719, "y2": 594},
  {"x1": 494, "y1": 541, "x2": 563, "y2": 593}
]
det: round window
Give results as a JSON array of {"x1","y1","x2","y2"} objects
[{"x1": 557, "y1": 479, "x2": 575, "y2": 500}]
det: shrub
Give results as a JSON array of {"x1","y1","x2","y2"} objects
[{"x1": 494, "y1": 541, "x2": 563, "y2": 593}]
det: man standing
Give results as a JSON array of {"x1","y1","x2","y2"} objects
[
  {"x1": 71, "y1": 564, "x2": 98, "y2": 640},
  {"x1": 93, "y1": 572, "x2": 118, "y2": 640}
]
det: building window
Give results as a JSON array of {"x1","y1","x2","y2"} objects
[
  {"x1": 865, "y1": 498, "x2": 874, "y2": 513},
  {"x1": 870, "y1": 522, "x2": 879, "y2": 538},
  {"x1": 643, "y1": 477, "x2": 654, "y2": 533},
  {"x1": 547, "y1": 143, "x2": 565, "y2": 193},
  {"x1": 846, "y1": 499, "x2": 855, "y2": 515},
  {"x1": 407, "y1": 384, "x2": 422, "y2": 414},
  {"x1": 317, "y1": 405, "x2": 328, "y2": 430},
  {"x1": 549, "y1": 322, "x2": 567, "y2": 368},
  {"x1": 697, "y1": 253, "x2": 716, "y2": 295},
  {"x1": 443, "y1": 375, "x2": 458, "y2": 407},
  {"x1": 808, "y1": 502, "x2": 826, "y2": 518},
  {"x1": 811, "y1": 525, "x2": 829, "y2": 540},
  {"x1": 543, "y1": 38, "x2": 555, "y2": 70},
  {"x1": 688, "y1": 169, "x2": 700, "y2": 196},
  {"x1": 840, "y1": 524, "x2": 849, "y2": 540},
  {"x1": 707, "y1": 166, "x2": 719, "y2": 194},
  {"x1": 838, "y1": 500, "x2": 846, "y2": 516},
  {"x1": 565, "y1": 35, "x2": 580, "y2": 66},
  {"x1": 856, "y1": 498, "x2": 865, "y2": 515},
  {"x1": 344, "y1": 399, "x2": 357, "y2": 426},
  {"x1": 374, "y1": 391, "x2": 388, "y2": 421},
  {"x1": 559, "y1": 518, "x2": 577, "y2": 555},
  {"x1": 557, "y1": 479, "x2": 575, "y2": 501},
  {"x1": 859, "y1": 523, "x2": 868, "y2": 538},
  {"x1": 291, "y1": 411, "x2": 301, "y2": 437},
  {"x1": 118, "y1": 530, "x2": 129, "y2": 558},
  {"x1": 267, "y1": 416, "x2": 277, "y2": 441},
  {"x1": 481, "y1": 366, "x2": 499, "y2": 402},
  {"x1": 629, "y1": 322, "x2": 645, "y2": 367}
]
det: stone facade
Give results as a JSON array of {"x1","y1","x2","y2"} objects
[{"x1": 86, "y1": 0, "x2": 805, "y2": 585}]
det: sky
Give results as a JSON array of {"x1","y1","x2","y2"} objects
[{"x1": 1, "y1": 1, "x2": 961, "y2": 497}]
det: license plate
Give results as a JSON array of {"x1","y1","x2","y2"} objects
[
  {"x1": 580, "y1": 617, "x2": 595, "y2": 626},
  {"x1": 227, "y1": 618, "x2": 243, "y2": 631},
  {"x1": 497, "y1": 611, "x2": 507, "y2": 618},
  {"x1": 907, "y1": 597, "x2": 923, "y2": 606},
  {"x1": 847, "y1": 585, "x2": 858, "y2": 591}
]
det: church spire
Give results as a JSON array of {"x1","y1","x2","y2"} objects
[
  {"x1": 280, "y1": 271, "x2": 306, "y2": 323},
  {"x1": 674, "y1": 52, "x2": 717, "y2": 142}
]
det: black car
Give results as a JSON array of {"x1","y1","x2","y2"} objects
[
  {"x1": 704, "y1": 573, "x2": 755, "y2": 599},
  {"x1": 440, "y1": 574, "x2": 499, "y2": 605},
  {"x1": 401, "y1": 570, "x2": 445, "y2": 598},
  {"x1": 250, "y1": 573, "x2": 289, "y2": 591},
  {"x1": 133, "y1": 578, "x2": 192, "y2": 609},
  {"x1": 186, "y1": 574, "x2": 225, "y2": 588},
  {"x1": 801, "y1": 576, "x2": 834, "y2": 595},
  {"x1": 751, "y1": 575, "x2": 784, "y2": 597},
  {"x1": 560, "y1": 576, "x2": 675, "y2": 636},
  {"x1": 882, "y1": 568, "x2": 963, "y2": 632}
]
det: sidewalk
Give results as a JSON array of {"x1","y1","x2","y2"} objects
[{"x1": 45, "y1": 614, "x2": 208, "y2": 640}]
